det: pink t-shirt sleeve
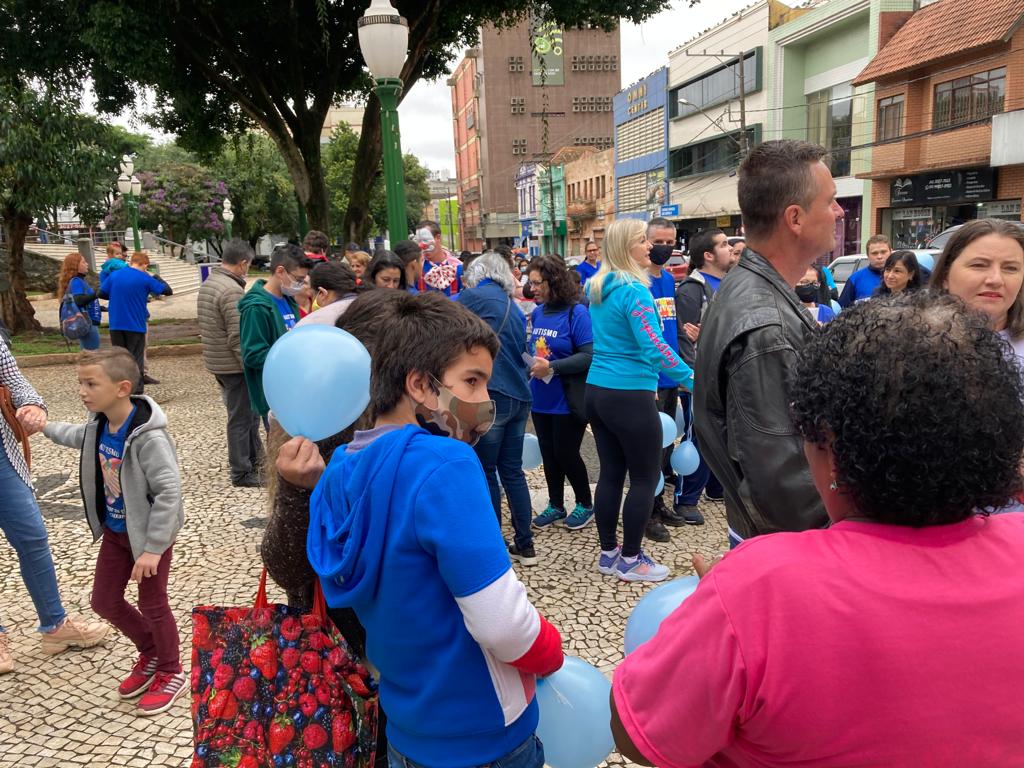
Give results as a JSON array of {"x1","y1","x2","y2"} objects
[{"x1": 613, "y1": 572, "x2": 748, "y2": 768}]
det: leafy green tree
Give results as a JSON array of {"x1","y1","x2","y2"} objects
[
  {"x1": 212, "y1": 133, "x2": 297, "y2": 247},
  {"x1": 0, "y1": 85, "x2": 119, "y2": 331},
  {"x1": 1, "y1": 0, "x2": 669, "y2": 242},
  {"x1": 324, "y1": 125, "x2": 431, "y2": 241}
]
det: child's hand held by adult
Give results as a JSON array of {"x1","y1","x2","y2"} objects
[
  {"x1": 15, "y1": 404, "x2": 46, "y2": 435},
  {"x1": 277, "y1": 436, "x2": 326, "y2": 490}
]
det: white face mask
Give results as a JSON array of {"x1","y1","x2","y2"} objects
[{"x1": 280, "y1": 280, "x2": 305, "y2": 297}]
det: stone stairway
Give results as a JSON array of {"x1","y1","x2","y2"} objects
[{"x1": 23, "y1": 241, "x2": 202, "y2": 297}]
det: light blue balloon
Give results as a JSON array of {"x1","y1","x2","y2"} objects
[
  {"x1": 674, "y1": 401, "x2": 687, "y2": 439},
  {"x1": 830, "y1": 299, "x2": 842, "y2": 316},
  {"x1": 624, "y1": 575, "x2": 700, "y2": 655},
  {"x1": 655, "y1": 474, "x2": 664, "y2": 496},
  {"x1": 263, "y1": 325, "x2": 370, "y2": 441},
  {"x1": 535, "y1": 657, "x2": 614, "y2": 768},
  {"x1": 522, "y1": 433, "x2": 542, "y2": 470},
  {"x1": 671, "y1": 441, "x2": 700, "y2": 477},
  {"x1": 659, "y1": 412, "x2": 676, "y2": 448},
  {"x1": 916, "y1": 252, "x2": 935, "y2": 272}
]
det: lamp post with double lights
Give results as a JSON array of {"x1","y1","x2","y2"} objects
[
  {"x1": 357, "y1": 0, "x2": 409, "y2": 244},
  {"x1": 116, "y1": 155, "x2": 143, "y2": 252},
  {"x1": 222, "y1": 198, "x2": 234, "y2": 240}
]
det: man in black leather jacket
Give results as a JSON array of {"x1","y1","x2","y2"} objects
[{"x1": 694, "y1": 140, "x2": 844, "y2": 543}]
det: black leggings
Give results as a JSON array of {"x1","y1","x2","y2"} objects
[
  {"x1": 586, "y1": 384, "x2": 661, "y2": 558},
  {"x1": 532, "y1": 411, "x2": 591, "y2": 510}
]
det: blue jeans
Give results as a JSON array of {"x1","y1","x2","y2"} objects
[
  {"x1": 674, "y1": 392, "x2": 723, "y2": 507},
  {"x1": 0, "y1": 444, "x2": 66, "y2": 632},
  {"x1": 388, "y1": 735, "x2": 543, "y2": 768},
  {"x1": 78, "y1": 324, "x2": 100, "y2": 351},
  {"x1": 473, "y1": 393, "x2": 534, "y2": 551}
]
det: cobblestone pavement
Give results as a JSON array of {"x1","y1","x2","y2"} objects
[{"x1": 0, "y1": 356, "x2": 728, "y2": 767}]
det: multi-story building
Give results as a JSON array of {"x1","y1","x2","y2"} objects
[
  {"x1": 320, "y1": 105, "x2": 365, "y2": 143},
  {"x1": 853, "y1": 0, "x2": 1024, "y2": 247},
  {"x1": 565, "y1": 147, "x2": 615, "y2": 255},
  {"x1": 516, "y1": 163, "x2": 541, "y2": 256},
  {"x1": 666, "y1": 2, "x2": 771, "y2": 250},
  {"x1": 613, "y1": 67, "x2": 669, "y2": 225},
  {"x1": 766, "y1": 0, "x2": 913, "y2": 258},
  {"x1": 449, "y1": 17, "x2": 620, "y2": 252}
]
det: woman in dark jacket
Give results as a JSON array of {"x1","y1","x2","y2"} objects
[{"x1": 456, "y1": 253, "x2": 537, "y2": 565}]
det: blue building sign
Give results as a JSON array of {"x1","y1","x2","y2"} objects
[
  {"x1": 613, "y1": 66, "x2": 669, "y2": 221},
  {"x1": 658, "y1": 204, "x2": 679, "y2": 218}
]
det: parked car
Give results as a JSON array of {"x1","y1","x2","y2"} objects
[
  {"x1": 926, "y1": 220, "x2": 1024, "y2": 253},
  {"x1": 828, "y1": 255, "x2": 868, "y2": 295},
  {"x1": 666, "y1": 250, "x2": 689, "y2": 282}
]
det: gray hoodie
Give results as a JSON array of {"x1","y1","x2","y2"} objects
[{"x1": 43, "y1": 395, "x2": 183, "y2": 560}]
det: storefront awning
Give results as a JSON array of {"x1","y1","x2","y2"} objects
[{"x1": 670, "y1": 175, "x2": 740, "y2": 219}]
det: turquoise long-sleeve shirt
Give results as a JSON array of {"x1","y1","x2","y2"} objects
[{"x1": 585, "y1": 272, "x2": 694, "y2": 392}]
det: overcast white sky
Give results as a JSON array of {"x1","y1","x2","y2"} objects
[{"x1": 103, "y1": 0, "x2": 757, "y2": 175}]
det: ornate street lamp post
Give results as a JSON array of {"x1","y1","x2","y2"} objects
[
  {"x1": 222, "y1": 198, "x2": 234, "y2": 240},
  {"x1": 117, "y1": 155, "x2": 143, "y2": 252},
  {"x1": 358, "y1": 0, "x2": 409, "y2": 244}
]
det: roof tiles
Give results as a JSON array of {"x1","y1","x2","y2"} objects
[{"x1": 854, "y1": 0, "x2": 1024, "y2": 85}]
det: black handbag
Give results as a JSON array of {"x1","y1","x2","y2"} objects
[{"x1": 559, "y1": 304, "x2": 589, "y2": 423}]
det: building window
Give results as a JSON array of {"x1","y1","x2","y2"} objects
[
  {"x1": 615, "y1": 107, "x2": 666, "y2": 162},
  {"x1": 571, "y1": 96, "x2": 613, "y2": 113},
  {"x1": 878, "y1": 95, "x2": 904, "y2": 141},
  {"x1": 508, "y1": 55, "x2": 525, "y2": 73},
  {"x1": 572, "y1": 136, "x2": 612, "y2": 149},
  {"x1": 570, "y1": 54, "x2": 618, "y2": 72},
  {"x1": 512, "y1": 138, "x2": 528, "y2": 156},
  {"x1": 669, "y1": 126, "x2": 760, "y2": 178},
  {"x1": 670, "y1": 49, "x2": 761, "y2": 119},
  {"x1": 807, "y1": 83, "x2": 853, "y2": 177},
  {"x1": 934, "y1": 67, "x2": 1005, "y2": 128},
  {"x1": 510, "y1": 97, "x2": 526, "y2": 115}
]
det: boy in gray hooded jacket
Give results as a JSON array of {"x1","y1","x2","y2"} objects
[{"x1": 42, "y1": 348, "x2": 185, "y2": 716}]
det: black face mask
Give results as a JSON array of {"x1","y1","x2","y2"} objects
[
  {"x1": 649, "y1": 244, "x2": 674, "y2": 266},
  {"x1": 795, "y1": 284, "x2": 819, "y2": 303}
]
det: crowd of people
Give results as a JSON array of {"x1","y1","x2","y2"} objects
[{"x1": 1, "y1": 137, "x2": 1023, "y2": 767}]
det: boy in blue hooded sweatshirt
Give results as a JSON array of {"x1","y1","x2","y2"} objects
[{"x1": 276, "y1": 292, "x2": 564, "y2": 768}]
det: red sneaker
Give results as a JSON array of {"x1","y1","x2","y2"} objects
[
  {"x1": 118, "y1": 654, "x2": 158, "y2": 699},
  {"x1": 136, "y1": 670, "x2": 187, "y2": 716}
]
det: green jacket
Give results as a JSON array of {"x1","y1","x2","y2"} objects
[{"x1": 238, "y1": 279, "x2": 298, "y2": 415}]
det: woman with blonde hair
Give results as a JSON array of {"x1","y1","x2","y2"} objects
[
  {"x1": 57, "y1": 252, "x2": 101, "y2": 350},
  {"x1": 586, "y1": 219, "x2": 694, "y2": 582}
]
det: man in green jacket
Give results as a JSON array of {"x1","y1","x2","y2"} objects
[{"x1": 238, "y1": 243, "x2": 312, "y2": 417}]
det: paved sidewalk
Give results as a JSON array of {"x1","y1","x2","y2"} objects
[{"x1": 0, "y1": 357, "x2": 728, "y2": 767}]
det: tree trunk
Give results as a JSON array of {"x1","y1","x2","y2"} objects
[
  {"x1": 1, "y1": 211, "x2": 41, "y2": 333},
  {"x1": 265, "y1": 120, "x2": 331, "y2": 237},
  {"x1": 343, "y1": 97, "x2": 383, "y2": 245}
]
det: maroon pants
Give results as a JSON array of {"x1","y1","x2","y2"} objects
[{"x1": 91, "y1": 528, "x2": 180, "y2": 673}]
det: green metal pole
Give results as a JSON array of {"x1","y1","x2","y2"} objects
[
  {"x1": 375, "y1": 78, "x2": 408, "y2": 245},
  {"x1": 225, "y1": 220, "x2": 233, "y2": 240},
  {"x1": 130, "y1": 197, "x2": 142, "y2": 252}
]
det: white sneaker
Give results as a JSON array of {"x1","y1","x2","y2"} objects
[
  {"x1": 615, "y1": 550, "x2": 670, "y2": 582},
  {"x1": 40, "y1": 616, "x2": 110, "y2": 655}
]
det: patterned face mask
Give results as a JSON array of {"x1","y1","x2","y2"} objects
[{"x1": 414, "y1": 375, "x2": 495, "y2": 446}]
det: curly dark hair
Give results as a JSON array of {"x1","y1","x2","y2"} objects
[
  {"x1": 790, "y1": 290, "x2": 1024, "y2": 525},
  {"x1": 526, "y1": 255, "x2": 580, "y2": 306}
]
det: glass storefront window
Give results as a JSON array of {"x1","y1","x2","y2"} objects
[{"x1": 807, "y1": 82, "x2": 853, "y2": 177}]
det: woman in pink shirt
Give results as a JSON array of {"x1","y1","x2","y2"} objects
[{"x1": 611, "y1": 290, "x2": 1024, "y2": 768}]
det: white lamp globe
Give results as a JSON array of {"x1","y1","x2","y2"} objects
[{"x1": 357, "y1": 0, "x2": 409, "y2": 80}]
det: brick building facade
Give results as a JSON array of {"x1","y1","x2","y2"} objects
[
  {"x1": 564, "y1": 147, "x2": 615, "y2": 256},
  {"x1": 449, "y1": 19, "x2": 619, "y2": 252},
  {"x1": 854, "y1": 0, "x2": 1024, "y2": 247}
]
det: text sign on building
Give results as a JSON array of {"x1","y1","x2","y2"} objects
[
  {"x1": 890, "y1": 168, "x2": 996, "y2": 206},
  {"x1": 659, "y1": 204, "x2": 679, "y2": 218},
  {"x1": 627, "y1": 83, "x2": 648, "y2": 115},
  {"x1": 530, "y1": 13, "x2": 564, "y2": 86}
]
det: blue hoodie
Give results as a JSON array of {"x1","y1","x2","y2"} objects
[
  {"x1": 586, "y1": 273, "x2": 694, "y2": 392},
  {"x1": 307, "y1": 425, "x2": 541, "y2": 767}
]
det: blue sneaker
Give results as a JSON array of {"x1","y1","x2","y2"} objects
[
  {"x1": 597, "y1": 547, "x2": 621, "y2": 575},
  {"x1": 532, "y1": 505, "x2": 567, "y2": 529},
  {"x1": 615, "y1": 550, "x2": 670, "y2": 583},
  {"x1": 564, "y1": 503, "x2": 594, "y2": 530}
]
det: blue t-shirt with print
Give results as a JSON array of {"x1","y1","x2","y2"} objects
[
  {"x1": 529, "y1": 303, "x2": 593, "y2": 414},
  {"x1": 98, "y1": 406, "x2": 136, "y2": 533},
  {"x1": 576, "y1": 261, "x2": 600, "y2": 285},
  {"x1": 273, "y1": 295, "x2": 297, "y2": 329},
  {"x1": 649, "y1": 269, "x2": 681, "y2": 389}
]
